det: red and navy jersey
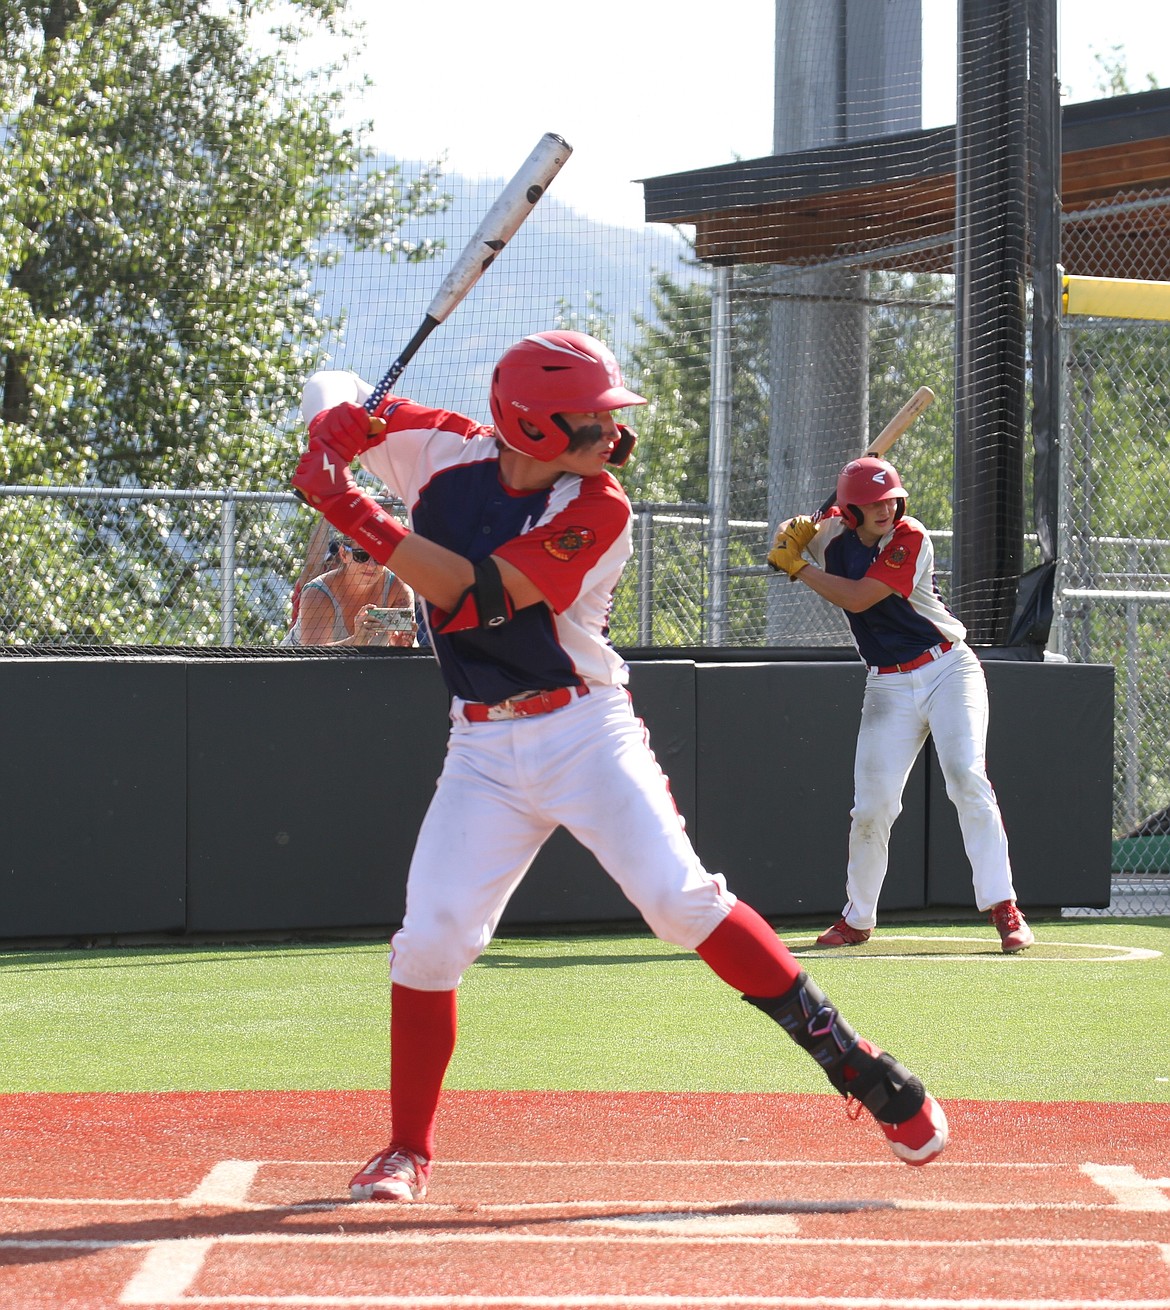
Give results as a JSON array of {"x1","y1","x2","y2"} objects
[
  {"x1": 359, "y1": 395, "x2": 632, "y2": 704},
  {"x1": 808, "y1": 511, "x2": 966, "y2": 668}
]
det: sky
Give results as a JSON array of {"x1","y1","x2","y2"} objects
[{"x1": 278, "y1": 1, "x2": 1170, "y2": 231}]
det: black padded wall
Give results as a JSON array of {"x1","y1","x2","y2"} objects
[
  {"x1": 0, "y1": 659, "x2": 187, "y2": 938},
  {"x1": 694, "y1": 662, "x2": 927, "y2": 919},
  {"x1": 185, "y1": 656, "x2": 448, "y2": 932},
  {"x1": 0, "y1": 654, "x2": 1114, "y2": 940},
  {"x1": 926, "y1": 660, "x2": 1114, "y2": 910}
]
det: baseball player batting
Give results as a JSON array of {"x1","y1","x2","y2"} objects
[
  {"x1": 767, "y1": 455, "x2": 1035, "y2": 954},
  {"x1": 293, "y1": 333, "x2": 948, "y2": 1203}
]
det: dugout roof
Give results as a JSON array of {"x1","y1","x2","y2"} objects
[{"x1": 640, "y1": 87, "x2": 1170, "y2": 280}]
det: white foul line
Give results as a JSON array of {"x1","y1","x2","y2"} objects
[
  {"x1": 117, "y1": 1159, "x2": 260, "y2": 1305},
  {"x1": 1082, "y1": 1164, "x2": 1170, "y2": 1210},
  {"x1": 183, "y1": 1161, "x2": 261, "y2": 1207},
  {"x1": 0, "y1": 1157, "x2": 1162, "y2": 1309},
  {"x1": 103, "y1": 1292, "x2": 1170, "y2": 1307},
  {"x1": 118, "y1": 1237, "x2": 215, "y2": 1304}
]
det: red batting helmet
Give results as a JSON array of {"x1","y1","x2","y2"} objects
[
  {"x1": 489, "y1": 330, "x2": 646, "y2": 461},
  {"x1": 836, "y1": 456, "x2": 908, "y2": 529}
]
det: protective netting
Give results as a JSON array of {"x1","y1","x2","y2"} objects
[
  {"x1": 1056, "y1": 210, "x2": 1170, "y2": 916},
  {"x1": 2, "y1": 1, "x2": 1168, "y2": 913},
  {"x1": 0, "y1": 1, "x2": 1012, "y2": 656}
]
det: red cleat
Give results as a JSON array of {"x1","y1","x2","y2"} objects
[
  {"x1": 989, "y1": 900, "x2": 1035, "y2": 953},
  {"x1": 349, "y1": 1146, "x2": 430, "y2": 1202},
  {"x1": 815, "y1": 918, "x2": 872, "y2": 947},
  {"x1": 876, "y1": 1090, "x2": 949, "y2": 1166}
]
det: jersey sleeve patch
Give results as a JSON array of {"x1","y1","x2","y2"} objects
[
  {"x1": 867, "y1": 521, "x2": 925, "y2": 598},
  {"x1": 542, "y1": 526, "x2": 596, "y2": 561},
  {"x1": 495, "y1": 475, "x2": 629, "y2": 613}
]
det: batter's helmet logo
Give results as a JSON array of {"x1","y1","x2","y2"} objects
[
  {"x1": 885, "y1": 545, "x2": 909, "y2": 568},
  {"x1": 543, "y1": 526, "x2": 595, "y2": 561}
]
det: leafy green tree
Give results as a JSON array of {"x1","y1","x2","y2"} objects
[
  {"x1": 1090, "y1": 46, "x2": 1160, "y2": 98},
  {"x1": 1, "y1": 0, "x2": 447, "y2": 487},
  {"x1": 623, "y1": 265, "x2": 712, "y2": 508},
  {"x1": 865, "y1": 272, "x2": 955, "y2": 534},
  {"x1": 601, "y1": 256, "x2": 767, "y2": 645},
  {"x1": 0, "y1": 0, "x2": 448, "y2": 644}
]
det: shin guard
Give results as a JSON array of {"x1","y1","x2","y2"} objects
[{"x1": 744, "y1": 971, "x2": 926, "y2": 1127}]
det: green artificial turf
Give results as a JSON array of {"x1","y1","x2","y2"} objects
[{"x1": 1, "y1": 919, "x2": 1168, "y2": 1102}]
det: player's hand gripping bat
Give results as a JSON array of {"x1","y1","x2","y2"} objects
[
  {"x1": 810, "y1": 385, "x2": 935, "y2": 521},
  {"x1": 362, "y1": 132, "x2": 573, "y2": 428}
]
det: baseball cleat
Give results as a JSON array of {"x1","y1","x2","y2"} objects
[
  {"x1": 840, "y1": 1038, "x2": 948, "y2": 1167},
  {"x1": 815, "y1": 918, "x2": 872, "y2": 947},
  {"x1": 989, "y1": 900, "x2": 1035, "y2": 953},
  {"x1": 744, "y1": 977, "x2": 947, "y2": 1167},
  {"x1": 875, "y1": 1090, "x2": 949, "y2": 1166},
  {"x1": 349, "y1": 1147, "x2": 430, "y2": 1202}
]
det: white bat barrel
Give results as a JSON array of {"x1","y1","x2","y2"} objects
[
  {"x1": 424, "y1": 133, "x2": 573, "y2": 324},
  {"x1": 362, "y1": 133, "x2": 574, "y2": 414}
]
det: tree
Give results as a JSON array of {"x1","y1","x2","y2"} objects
[
  {"x1": 0, "y1": 0, "x2": 449, "y2": 644},
  {"x1": 603, "y1": 255, "x2": 773, "y2": 645},
  {"x1": 1, "y1": 0, "x2": 447, "y2": 488},
  {"x1": 1090, "y1": 46, "x2": 1160, "y2": 98}
]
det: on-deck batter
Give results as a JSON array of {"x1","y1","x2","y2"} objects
[
  {"x1": 292, "y1": 332, "x2": 949, "y2": 1203},
  {"x1": 767, "y1": 455, "x2": 1035, "y2": 954}
]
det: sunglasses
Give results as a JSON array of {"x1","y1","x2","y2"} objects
[{"x1": 331, "y1": 542, "x2": 372, "y2": 563}]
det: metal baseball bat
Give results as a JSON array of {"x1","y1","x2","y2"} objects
[
  {"x1": 811, "y1": 385, "x2": 935, "y2": 521},
  {"x1": 363, "y1": 132, "x2": 573, "y2": 417}
]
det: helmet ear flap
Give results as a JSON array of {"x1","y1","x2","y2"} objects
[{"x1": 841, "y1": 498, "x2": 904, "y2": 531}]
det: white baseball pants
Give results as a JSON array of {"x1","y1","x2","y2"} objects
[
  {"x1": 390, "y1": 684, "x2": 735, "y2": 990},
  {"x1": 842, "y1": 643, "x2": 1017, "y2": 930}
]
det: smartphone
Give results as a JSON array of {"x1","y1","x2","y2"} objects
[{"x1": 367, "y1": 607, "x2": 415, "y2": 633}]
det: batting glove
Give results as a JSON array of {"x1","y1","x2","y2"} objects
[
  {"x1": 291, "y1": 445, "x2": 408, "y2": 564},
  {"x1": 778, "y1": 515, "x2": 818, "y2": 554},
  {"x1": 307, "y1": 401, "x2": 384, "y2": 463},
  {"x1": 766, "y1": 533, "x2": 810, "y2": 578}
]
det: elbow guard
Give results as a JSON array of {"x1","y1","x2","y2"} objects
[{"x1": 432, "y1": 557, "x2": 515, "y2": 634}]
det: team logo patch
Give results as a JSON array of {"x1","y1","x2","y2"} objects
[
  {"x1": 885, "y1": 545, "x2": 909, "y2": 568},
  {"x1": 543, "y1": 527, "x2": 596, "y2": 561}
]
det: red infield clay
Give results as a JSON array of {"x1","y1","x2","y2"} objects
[{"x1": 1, "y1": 1090, "x2": 1168, "y2": 1308}]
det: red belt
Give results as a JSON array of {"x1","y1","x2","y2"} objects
[
  {"x1": 872, "y1": 641, "x2": 953, "y2": 675},
  {"x1": 463, "y1": 685, "x2": 589, "y2": 722}
]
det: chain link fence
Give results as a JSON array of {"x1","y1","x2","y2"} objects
[
  {"x1": 0, "y1": 484, "x2": 719, "y2": 650},
  {"x1": 1, "y1": 198, "x2": 1166, "y2": 916},
  {"x1": 1055, "y1": 196, "x2": 1170, "y2": 916}
]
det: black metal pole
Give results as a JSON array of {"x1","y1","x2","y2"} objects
[
  {"x1": 1028, "y1": 0, "x2": 1062, "y2": 569},
  {"x1": 953, "y1": 0, "x2": 1029, "y2": 642}
]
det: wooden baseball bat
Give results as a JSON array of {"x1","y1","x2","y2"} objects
[
  {"x1": 363, "y1": 132, "x2": 573, "y2": 420},
  {"x1": 811, "y1": 385, "x2": 935, "y2": 521}
]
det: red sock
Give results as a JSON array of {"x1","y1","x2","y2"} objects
[
  {"x1": 389, "y1": 983, "x2": 457, "y2": 1161},
  {"x1": 696, "y1": 899, "x2": 801, "y2": 996}
]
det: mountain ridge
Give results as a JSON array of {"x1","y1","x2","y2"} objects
[{"x1": 312, "y1": 168, "x2": 696, "y2": 417}]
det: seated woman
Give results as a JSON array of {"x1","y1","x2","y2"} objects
[{"x1": 288, "y1": 536, "x2": 415, "y2": 647}]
